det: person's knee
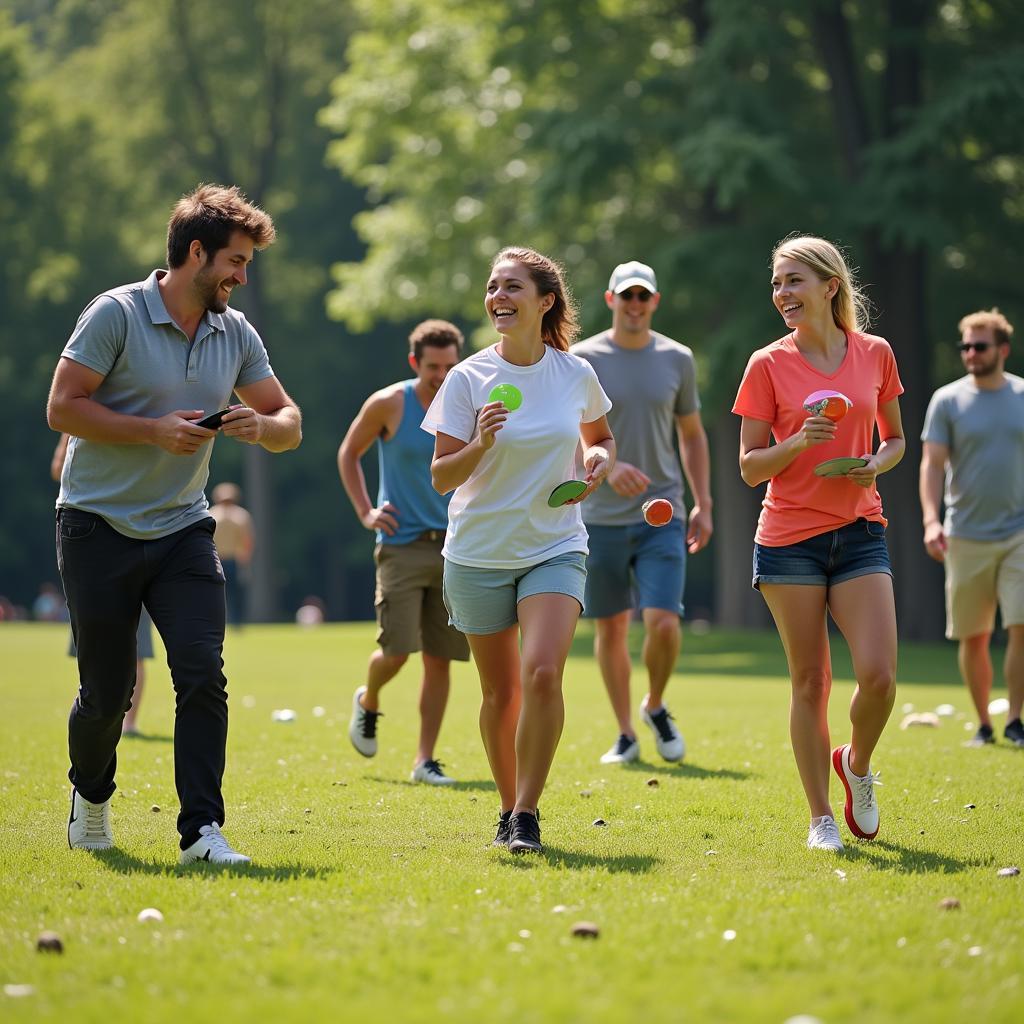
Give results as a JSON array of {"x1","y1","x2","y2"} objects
[
  {"x1": 168, "y1": 641, "x2": 226, "y2": 697},
  {"x1": 960, "y1": 632, "x2": 992, "y2": 654},
  {"x1": 79, "y1": 682, "x2": 135, "y2": 721},
  {"x1": 522, "y1": 660, "x2": 562, "y2": 701},
  {"x1": 646, "y1": 614, "x2": 680, "y2": 648},
  {"x1": 791, "y1": 668, "x2": 831, "y2": 703},
  {"x1": 481, "y1": 682, "x2": 518, "y2": 713},
  {"x1": 858, "y1": 664, "x2": 896, "y2": 702}
]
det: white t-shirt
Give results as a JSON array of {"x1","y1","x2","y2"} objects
[{"x1": 421, "y1": 343, "x2": 612, "y2": 568}]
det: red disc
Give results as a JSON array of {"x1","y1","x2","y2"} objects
[{"x1": 642, "y1": 498, "x2": 674, "y2": 527}]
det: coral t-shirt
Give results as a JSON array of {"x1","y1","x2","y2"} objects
[{"x1": 731, "y1": 331, "x2": 904, "y2": 547}]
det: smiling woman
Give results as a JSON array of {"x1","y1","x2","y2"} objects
[
  {"x1": 421, "y1": 246, "x2": 616, "y2": 855},
  {"x1": 732, "y1": 233, "x2": 906, "y2": 854}
]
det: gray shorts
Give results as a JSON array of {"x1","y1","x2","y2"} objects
[{"x1": 442, "y1": 551, "x2": 587, "y2": 635}]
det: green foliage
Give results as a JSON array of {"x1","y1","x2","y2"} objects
[{"x1": 2, "y1": 622, "x2": 1022, "y2": 1022}]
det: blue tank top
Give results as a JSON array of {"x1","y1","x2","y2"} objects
[{"x1": 377, "y1": 381, "x2": 451, "y2": 545}]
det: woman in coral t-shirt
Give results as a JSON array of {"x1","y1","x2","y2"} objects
[{"x1": 732, "y1": 235, "x2": 905, "y2": 853}]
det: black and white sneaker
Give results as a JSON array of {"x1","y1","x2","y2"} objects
[
  {"x1": 599, "y1": 733, "x2": 639, "y2": 764},
  {"x1": 966, "y1": 723, "x2": 995, "y2": 748},
  {"x1": 640, "y1": 697, "x2": 686, "y2": 762},
  {"x1": 411, "y1": 759, "x2": 455, "y2": 785},
  {"x1": 180, "y1": 823, "x2": 251, "y2": 865},
  {"x1": 1005, "y1": 719, "x2": 1024, "y2": 748},
  {"x1": 68, "y1": 788, "x2": 113, "y2": 850},
  {"x1": 508, "y1": 810, "x2": 542, "y2": 854},
  {"x1": 492, "y1": 810, "x2": 512, "y2": 846},
  {"x1": 348, "y1": 685, "x2": 381, "y2": 757}
]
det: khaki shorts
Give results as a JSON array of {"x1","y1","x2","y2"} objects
[
  {"x1": 375, "y1": 535, "x2": 470, "y2": 660},
  {"x1": 945, "y1": 529, "x2": 1024, "y2": 639}
]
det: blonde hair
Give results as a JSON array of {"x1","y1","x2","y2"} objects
[
  {"x1": 773, "y1": 234, "x2": 869, "y2": 333},
  {"x1": 958, "y1": 308, "x2": 1013, "y2": 347}
]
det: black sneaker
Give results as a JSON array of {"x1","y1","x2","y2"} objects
[
  {"x1": 508, "y1": 810, "x2": 542, "y2": 854},
  {"x1": 966, "y1": 723, "x2": 995, "y2": 748},
  {"x1": 492, "y1": 810, "x2": 512, "y2": 846},
  {"x1": 1005, "y1": 719, "x2": 1024, "y2": 748}
]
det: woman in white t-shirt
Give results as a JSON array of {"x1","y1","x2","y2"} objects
[{"x1": 423, "y1": 247, "x2": 615, "y2": 854}]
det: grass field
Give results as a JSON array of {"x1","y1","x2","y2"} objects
[{"x1": 1, "y1": 621, "x2": 1021, "y2": 1023}]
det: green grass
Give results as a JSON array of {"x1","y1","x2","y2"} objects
[{"x1": 1, "y1": 622, "x2": 1021, "y2": 1023}]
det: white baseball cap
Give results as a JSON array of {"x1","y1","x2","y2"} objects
[{"x1": 608, "y1": 261, "x2": 658, "y2": 294}]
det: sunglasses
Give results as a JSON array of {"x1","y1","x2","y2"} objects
[
  {"x1": 958, "y1": 341, "x2": 994, "y2": 353},
  {"x1": 618, "y1": 289, "x2": 652, "y2": 302}
]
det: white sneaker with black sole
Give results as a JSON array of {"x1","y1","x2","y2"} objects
[
  {"x1": 640, "y1": 697, "x2": 686, "y2": 762},
  {"x1": 68, "y1": 788, "x2": 113, "y2": 850},
  {"x1": 180, "y1": 823, "x2": 251, "y2": 864},
  {"x1": 411, "y1": 759, "x2": 455, "y2": 785},
  {"x1": 348, "y1": 685, "x2": 380, "y2": 757},
  {"x1": 600, "y1": 733, "x2": 639, "y2": 764}
]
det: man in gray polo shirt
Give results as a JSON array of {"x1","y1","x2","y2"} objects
[
  {"x1": 47, "y1": 183, "x2": 302, "y2": 863},
  {"x1": 574, "y1": 261, "x2": 713, "y2": 765},
  {"x1": 920, "y1": 307, "x2": 1024, "y2": 748}
]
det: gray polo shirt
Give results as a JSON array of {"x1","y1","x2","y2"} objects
[
  {"x1": 573, "y1": 331, "x2": 700, "y2": 526},
  {"x1": 57, "y1": 270, "x2": 274, "y2": 539},
  {"x1": 921, "y1": 373, "x2": 1024, "y2": 541}
]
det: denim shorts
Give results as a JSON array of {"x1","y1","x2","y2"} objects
[
  {"x1": 584, "y1": 519, "x2": 686, "y2": 618},
  {"x1": 442, "y1": 551, "x2": 588, "y2": 635},
  {"x1": 752, "y1": 518, "x2": 892, "y2": 590}
]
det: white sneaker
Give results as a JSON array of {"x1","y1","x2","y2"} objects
[
  {"x1": 348, "y1": 685, "x2": 380, "y2": 757},
  {"x1": 411, "y1": 759, "x2": 455, "y2": 785},
  {"x1": 68, "y1": 788, "x2": 113, "y2": 850},
  {"x1": 640, "y1": 697, "x2": 686, "y2": 762},
  {"x1": 807, "y1": 815, "x2": 845, "y2": 851},
  {"x1": 600, "y1": 733, "x2": 640, "y2": 764},
  {"x1": 832, "y1": 744, "x2": 881, "y2": 839},
  {"x1": 180, "y1": 823, "x2": 251, "y2": 865}
]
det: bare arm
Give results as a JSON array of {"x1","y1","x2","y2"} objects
[
  {"x1": 47, "y1": 356, "x2": 217, "y2": 455},
  {"x1": 573, "y1": 416, "x2": 615, "y2": 504},
  {"x1": 677, "y1": 410, "x2": 713, "y2": 552},
  {"x1": 919, "y1": 439, "x2": 949, "y2": 562},
  {"x1": 431, "y1": 401, "x2": 508, "y2": 494},
  {"x1": 739, "y1": 414, "x2": 836, "y2": 487},
  {"x1": 338, "y1": 389, "x2": 401, "y2": 536},
  {"x1": 845, "y1": 396, "x2": 905, "y2": 488},
  {"x1": 228, "y1": 376, "x2": 302, "y2": 452}
]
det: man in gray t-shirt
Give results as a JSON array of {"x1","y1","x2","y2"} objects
[
  {"x1": 573, "y1": 261, "x2": 713, "y2": 766},
  {"x1": 47, "y1": 184, "x2": 302, "y2": 863},
  {"x1": 920, "y1": 308, "x2": 1024, "y2": 747}
]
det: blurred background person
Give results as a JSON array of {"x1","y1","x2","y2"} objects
[{"x1": 209, "y1": 482, "x2": 255, "y2": 627}]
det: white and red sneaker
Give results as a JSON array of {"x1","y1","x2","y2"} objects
[{"x1": 832, "y1": 744, "x2": 881, "y2": 839}]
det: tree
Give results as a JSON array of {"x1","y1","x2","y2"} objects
[{"x1": 322, "y1": 0, "x2": 1024, "y2": 637}]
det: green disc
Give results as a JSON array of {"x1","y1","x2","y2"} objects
[
  {"x1": 488, "y1": 383, "x2": 522, "y2": 412},
  {"x1": 547, "y1": 480, "x2": 588, "y2": 508}
]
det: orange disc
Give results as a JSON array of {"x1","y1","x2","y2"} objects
[{"x1": 642, "y1": 498, "x2": 674, "y2": 527}]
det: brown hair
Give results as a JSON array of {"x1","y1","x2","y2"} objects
[
  {"x1": 408, "y1": 319, "x2": 464, "y2": 362},
  {"x1": 772, "y1": 234, "x2": 870, "y2": 333},
  {"x1": 167, "y1": 184, "x2": 276, "y2": 268},
  {"x1": 491, "y1": 247, "x2": 579, "y2": 351},
  {"x1": 958, "y1": 308, "x2": 1013, "y2": 347}
]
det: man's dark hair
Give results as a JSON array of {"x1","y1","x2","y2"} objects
[
  {"x1": 166, "y1": 183, "x2": 276, "y2": 268},
  {"x1": 409, "y1": 319, "x2": 464, "y2": 362}
]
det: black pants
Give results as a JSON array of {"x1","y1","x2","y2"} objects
[{"x1": 57, "y1": 509, "x2": 228, "y2": 845}]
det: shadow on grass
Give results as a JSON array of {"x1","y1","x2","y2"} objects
[
  {"x1": 501, "y1": 845, "x2": 659, "y2": 874},
  {"x1": 364, "y1": 774, "x2": 496, "y2": 792},
  {"x1": 620, "y1": 761, "x2": 753, "y2": 781},
  {"x1": 89, "y1": 848, "x2": 329, "y2": 880},
  {"x1": 839, "y1": 838, "x2": 991, "y2": 875}
]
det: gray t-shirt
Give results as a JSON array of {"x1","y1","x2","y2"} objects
[
  {"x1": 920, "y1": 373, "x2": 1024, "y2": 541},
  {"x1": 573, "y1": 331, "x2": 699, "y2": 526},
  {"x1": 57, "y1": 270, "x2": 274, "y2": 539}
]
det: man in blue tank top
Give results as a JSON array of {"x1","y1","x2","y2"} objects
[{"x1": 339, "y1": 320, "x2": 470, "y2": 783}]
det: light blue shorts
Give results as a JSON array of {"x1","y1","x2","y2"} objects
[{"x1": 442, "y1": 551, "x2": 588, "y2": 635}]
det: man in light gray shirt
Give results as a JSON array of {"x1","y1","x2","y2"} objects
[
  {"x1": 920, "y1": 308, "x2": 1024, "y2": 747},
  {"x1": 574, "y1": 261, "x2": 712, "y2": 765},
  {"x1": 48, "y1": 184, "x2": 302, "y2": 862}
]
